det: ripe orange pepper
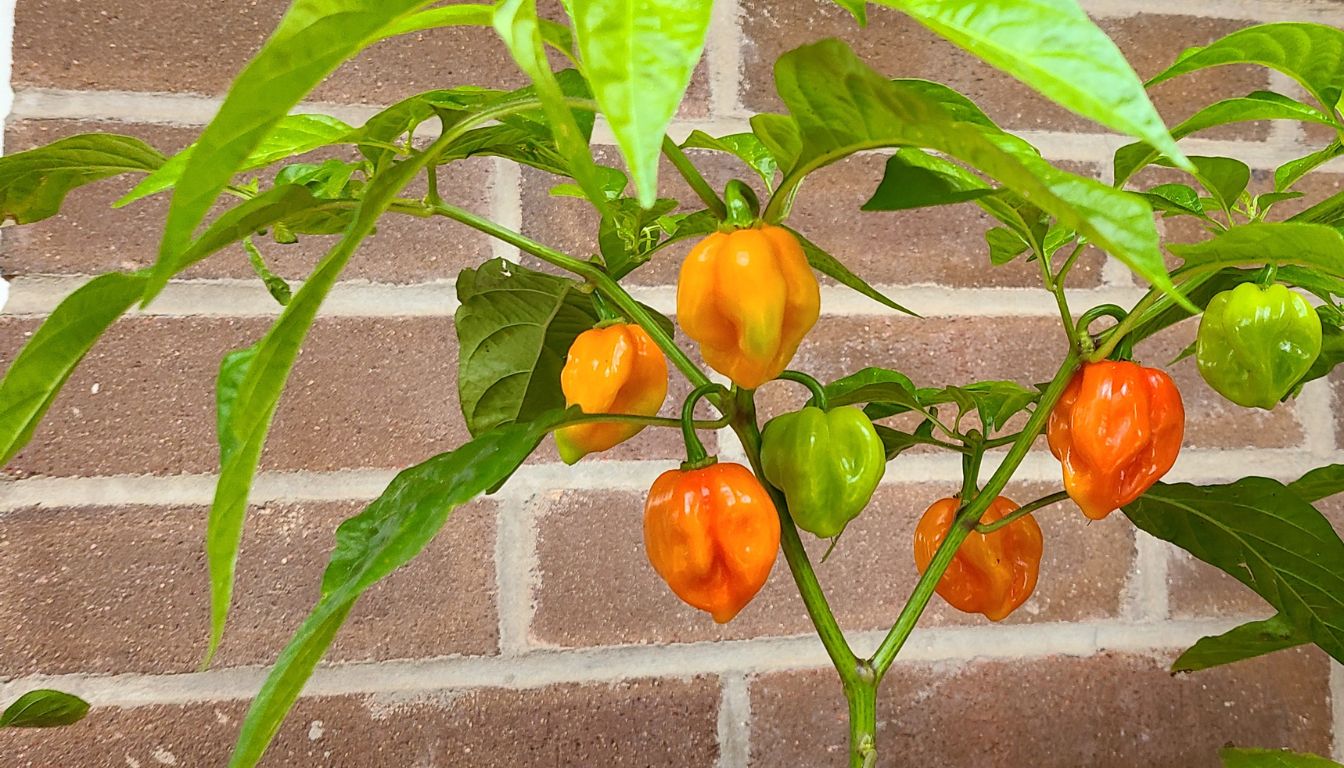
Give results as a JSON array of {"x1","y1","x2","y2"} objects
[
  {"x1": 1047, "y1": 360, "x2": 1185, "y2": 520},
  {"x1": 913, "y1": 495, "x2": 1043, "y2": 621},
  {"x1": 677, "y1": 224, "x2": 820, "y2": 389},
  {"x1": 644, "y1": 461, "x2": 781, "y2": 623},
  {"x1": 554, "y1": 323, "x2": 668, "y2": 465}
]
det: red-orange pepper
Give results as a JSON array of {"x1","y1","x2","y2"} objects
[
  {"x1": 1047, "y1": 360, "x2": 1185, "y2": 520},
  {"x1": 913, "y1": 495, "x2": 1043, "y2": 621},
  {"x1": 644, "y1": 461, "x2": 781, "y2": 623},
  {"x1": 555, "y1": 323, "x2": 668, "y2": 465}
]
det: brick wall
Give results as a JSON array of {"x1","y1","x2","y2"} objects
[{"x1": 1, "y1": 1, "x2": 1342, "y2": 766}]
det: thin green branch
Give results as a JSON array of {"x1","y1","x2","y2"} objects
[
  {"x1": 662, "y1": 136, "x2": 727, "y2": 220},
  {"x1": 976, "y1": 490, "x2": 1069, "y2": 534}
]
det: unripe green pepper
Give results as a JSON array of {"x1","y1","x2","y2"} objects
[
  {"x1": 1196, "y1": 283, "x2": 1322, "y2": 410},
  {"x1": 760, "y1": 405, "x2": 886, "y2": 538}
]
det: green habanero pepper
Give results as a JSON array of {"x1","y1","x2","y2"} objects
[
  {"x1": 1196, "y1": 282, "x2": 1322, "y2": 410},
  {"x1": 760, "y1": 405, "x2": 886, "y2": 538}
]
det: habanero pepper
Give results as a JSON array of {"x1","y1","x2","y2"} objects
[
  {"x1": 677, "y1": 223, "x2": 821, "y2": 390},
  {"x1": 913, "y1": 495, "x2": 1043, "y2": 622},
  {"x1": 554, "y1": 323, "x2": 668, "y2": 465},
  {"x1": 1047, "y1": 360, "x2": 1185, "y2": 520},
  {"x1": 1196, "y1": 283, "x2": 1322, "y2": 410},
  {"x1": 644, "y1": 461, "x2": 781, "y2": 623}
]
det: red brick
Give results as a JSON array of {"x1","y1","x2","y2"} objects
[
  {"x1": 0, "y1": 677, "x2": 721, "y2": 767},
  {"x1": 0, "y1": 500, "x2": 497, "y2": 675},
  {"x1": 751, "y1": 649, "x2": 1332, "y2": 767}
]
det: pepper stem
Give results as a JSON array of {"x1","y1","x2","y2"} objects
[
  {"x1": 723, "y1": 179, "x2": 761, "y2": 230},
  {"x1": 1076, "y1": 304, "x2": 1137, "y2": 361},
  {"x1": 777, "y1": 370, "x2": 829, "y2": 411},
  {"x1": 681, "y1": 383, "x2": 725, "y2": 469},
  {"x1": 1258, "y1": 262, "x2": 1279, "y2": 287}
]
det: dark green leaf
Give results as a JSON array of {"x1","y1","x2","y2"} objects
[
  {"x1": 454, "y1": 259, "x2": 599, "y2": 435},
  {"x1": 0, "y1": 690, "x2": 90, "y2": 728},
  {"x1": 1172, "y1": 614, "x2": 1307, "y2": 673},
  {"x1": 862, "y1": 150, "x2": 996, "y2": 212},
  {"x1": 1277, "y1": 141, "x2": 1344, "y2": 192},
  {"x1": 1185, "y1": 156, "x2": 1252, "y2": 213},
  {"x1": 179, "y1": 185, "x2": 331, "y2": 269},
  {"x1": 1289, "y1": 464, "x2": 1344, "y2": 503},
  {"x1": 986, "y1": 227, "x2": 1029, "y2": 265},
  {"x1": 824, "y1": 367, "x2": 922, "y2": 421},
  {"x1": 1221, "y1": 747, "x2": 1344, "y2": 768},
  {"x1": 681, "y1": 130, "x2": 779, "y2": 191},
  {"x1": 0, "y1": 134, "x2": 163, "y2": 224},
  {"x1": 918, "y1": 380, "x2": 1039, "y2": 433},
  {"x1": 1142, "y1": 183, "x2": 1205, "y2": 217},
  {"x1": 788, "y1": 227, "x2": 916, "y2": 316},
  {"x1": 874, "y1": 424, "x2": 923, "y2": 460}
]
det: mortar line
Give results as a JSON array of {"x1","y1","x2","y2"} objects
[
  {"x1": 0, "y1": 0, "x2": 16, "y2": 315},
  {"x1": 1298, "y1": 379, "x2": 1338, "y2": 459},
  {"x1": 489, "y1": 157, "x2": 523, "y2": 263},
  {"x1": 716, "y1": 672, "x2": 752, "y2": 768},
  {"x1": 494, "y1": 494, "x2": 539, "y2": 657},
  {"x1": 1083, "y1": 0, "x2": 1344, "y2": 22},
  {"x1": 0, "y1": 618, "x2": 1243, "y2": 709},
  {"x1": 705, "y1": 0, "x2": 744, "y2": 118},
  {"x1": 1123, "y1": 534, "x2": 1171, "y2": 623}
]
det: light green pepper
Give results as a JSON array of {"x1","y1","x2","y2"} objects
[{"x1": 1196, "y1": 283, "x2": 1322, "y2": 410}]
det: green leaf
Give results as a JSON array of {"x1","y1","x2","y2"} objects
[
  {"x1": 824, "y1": 367, "x2": 923, "y2": 422},
  {"x1": 454, "y1": 259, "x2": 599, "y2": 436},
  {"x1": 1288, "y1": 186, "x2": 1344, "y2": 226},
  {"x1": 0, "y1": 134, "x2": 163, "y2": 224},
  {"x1": 681, "y1": 130, "x2": 779, "y2": 192},
  {"x1": 831, "y1": 0, "x2": 867, "y2": 25},
  {"x1": 228, "y1": 412, "x2": 565, "y2": 768},
  {"x1": 770, "y1": 40, "x2": 1184, "y2": 308},
  {"x1": 1289, "y1": 464, "x2": 1344, "y2": 503},
  {"x1": 1222, "y1": 747, "x2": 1344, "y2": 768},
  {"x1": 0, "y1": 271, "x2": 149, "y2": 466},
  {"x1": 1169, "y1": 223, "x2": 1344, "y2": 280},
  {"x1": 379, "y1": 3, "x2": 575, "y2": 55},
  {"x1": 566, "y1": 0, "x2": 713, "y2": 205},
  {"x1": 1148, "y1": 23, "x2": 1344, "y2": 111},
  {"x1": 1185, "y1": 156, "x2": 1251, "y2": 214},
  {"x1": 0, "y1": 690, "x2": 90, "y2": 728},
  {"x1": 150, "y1": 0, "x2": 433, "y2": 304},
  {"x1": 750, "y1": 113, "x2": 803, "y2": 174},
  {"x1": 873, "y1": 0, "x2": 1188, "y2": 169},
  {"x1": 788, "y1": 227, "x2": 916, "y2": 316},
  {"x1": 919, "y1": 380, "x2": 1039, "y2": 433},
  {"x1": 117, "y1": 115, "x2": 352, "y2": 207},
  {"x1": 1277, "y1": 141, "x2": 1344, "y2": 192},
  {"x1": 1172, "y1": 614, "x2": 1307, "y2": 673},
  {"x1": 862, "y1": 150, "x2": 996, "y2": 212},
  {"x1": 1142, "y1": 183, "x2": 1205, "y2": 217},
  {"x1": 1123, "y1": 478, "x2": 1344, "y2": 665},
  {"x1": 873, "y1": 424, "x2": 923, "y2": 460},
  {"x1": 1115, "y1": 92, "x2": 1336, "y2": 184},
  {"x1": 180, "y1": 185, "x2": 332, "y2": 269},
  {"x1": 204, "y1": 136, "x2": 437, "y2": 668},
  {"x1": 986, "y1": 227, "x2": 1029, "y2": 265}
]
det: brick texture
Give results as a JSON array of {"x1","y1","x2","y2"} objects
[{"x1": 3, "y1": 2, "x2": 1341, "y2": 767}]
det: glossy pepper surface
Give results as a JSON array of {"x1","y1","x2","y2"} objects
[
  {"x1": 913, "y1": 495, "x2": 1042, "y2": 621},
  {"x1": 760, "y1": 405, "x2": 886, "y2": 538},
  {"x1": 644, "y1": 462, "x2": 781, "y2": 623},
  {"x1": 555, "y1": 323, "x2": 668, "y2": 465},
  {"x1": 677, "y1": 224, "x2": 820, "y2": 389},
  {"x1": 1047, "y1": 360, "x2": 1185, "y2": 520},
  {"x1": 1196, "y1": 283, "x2": 1322, "y2": 410}
]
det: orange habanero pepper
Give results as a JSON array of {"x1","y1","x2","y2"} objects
[
  {"x1": 913, "y1": 495, "x2": 1043, "y2": 622},
  {"x1": 644, "y1": 462, "x2": 781, "y2": 623},
  {"x1": 1047, "y1": 360, "x2": 1185, "y2": 520},
  {"x1": 677, "y1": 224, "x2": 820, "y2": 389},
  {"x1": 554, "y1": 323, "x2": 668, "y2": 465}
]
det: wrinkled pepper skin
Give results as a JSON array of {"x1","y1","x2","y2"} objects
[
  {"x1": 1047, "y1": 360, "x2": 1185, "y2": 520},
  {"x1": 759, "y1": 406, "x2": 886, "y2": 538},
  {"x1": 644, "y1": 462, "x2": 781, "y2": 623},
  {"x1": 677, "y1": 224, "x2": 821, "y2": 389},
  {"x1": 555, "y1": 323, "x2": 668, "y2": 465},
  {"x1": 1196, "y1": 283, "x2": 1322, "y2": 410},
  {"x1": 913, "y1": 495, "x2": 1042, "y2": 621}
]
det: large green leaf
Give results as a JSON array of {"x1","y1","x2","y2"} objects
[
  {"x1": 1289, "y1": 464, "x2": 1344, "y2": 503},
  {"x1": 228, "y1": 411, "x2": 566, "y2": 767},
  {"x1": 874, "y1": 0, "x2": 1188, "y2": 169},
  {"x1": 118, "y1": 115, "x2": 352, "y2": 207},
  {"x1": 149, "y1": 0, "x2": 434, "y2": 304},
  {"x1": 566, "y1": 0, "x2": 713, "y2": 205},
  {"x1": 770, "y1": 40, "x2": 1183, "y2": 306},
  {"x1": 1169, "y1": 223, "x2": 1344, "y2": 279},
  {"x1": 862, "y1": 149, "x2": 996, "y2": 211},
  {"x1": 1124, "y1": 478, "x2": 1344, "y2": 664},
  {"x1": 1277, "y1": 141, "x2": 1344, "y2": 192},
  {"x1": 0, "y1": 690, "x2": 90, "y2": 728},
  {"x1": 0, "y1": 271, "x2": 149, "y2": 466},
  {"x1": 454, "y1": 259, "x2": 599, "y2": 436},
  {"x1": 1171, "y1": 614, "x2": 1307, "y2": 673},
  {"x1": 179, "y1": 185, "x2": 333, "y2": 269},
  {"x1": 1222, "y1": 748, "x2": 1344, "y2": 768},
  {"x1": 1148, "y1": 23, "x2": 1344, "y2": 111},
  {"x1": 0, "y1": 134, "x2": 163, "y2": 224}
]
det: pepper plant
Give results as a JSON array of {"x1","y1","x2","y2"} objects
[{"x1": 3, "y1": 2, "x2": 1344, "y2": 766}]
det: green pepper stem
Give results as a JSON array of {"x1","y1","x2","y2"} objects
[
  {"x1": 723, "y1": 179, "x2": 761, "y2": 229},
  {"x1": 681, "y1": 383, "x2": 725, "y2": 467},
  {"x1": 975, "y1": 490, "x2": 1070, "y2": 534},
  {"x1": 776, "y1": 370, "x2": 829, "y2": 411}
]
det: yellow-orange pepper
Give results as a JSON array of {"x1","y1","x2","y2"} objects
[
  {"x1": 644, "y1": 462, "x2": 781, "y2": 623},
  {"x1": 677, "y1": 224, "x2": 820, "y2": 389},
  {"x1": 913, "y1": 495, "x2": 1043, "y2": 621},
  {"x1": 1047, "y1": 360, "x2": 1185, "y2": 520},
  {"x1": 555, "y1": 323, "x2": 668, "y2": 464}
]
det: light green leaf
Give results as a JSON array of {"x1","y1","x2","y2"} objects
[
  {"x1": 379, "y1": 3, "x2": 574, "y2": 54},
  {"x1": 242, "y1": 239, "x2": 293, "y2": 306},
  {"x1": 831, "y1": 0, "x2": 867, "y2": 25},
  {"x1": 566, "y1": 0, "x2": 713, "y2": 205},
  {"x1": 788, "y1": 227, "x2": 916, "y2": 316},
  {"x1": 1277, "y1": 141, "x2": 1344, "y2": 192},
  {"x1": 1222, "y1": 747, "x2": 1344, "y2": 768},
  {"x1": 750, "y1": 113, "x2": 803, "y2": 174},
  {"x1": 1186, "y1": 155, "x2": 1251, "y2": 214},
  {"x1": 150, "y1": 0, "x2": 434, "y2": 304},
  {"x1": 985, "y1": 227, "x2": 1029, "y2": 265},
  {"x1": 1172, "y1": 614, "x2": 1307, "y2": 673},
  {"x1": 0, "y1": 134, "x2": 163, "y2": 224},
  {"x1": 0, "y1": 690, "x2": 90, "y2": 728},
  {"x1": 681, "y1": 130, "x2": 779, "y2": 192},
  {"x1": 1169, "y1": 223, "x2": 1344, "y2": 279},
  {"x1": 874, "y1": 0, "x2": 1189, "y2": 169},
  {"x1": 1142, "y1": 183, "x2": 1205, "y2": 217}
]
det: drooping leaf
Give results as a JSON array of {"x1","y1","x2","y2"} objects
[
  {"x1": 873, "y1": 0, "x2": 1189, "y2": 169},
  {"x1": 1172, "y1": 614, "x2": 1307, "y2": 673},
  {"x1": 1221, "y1": 747, "x2": 1344, "y2": 768},
  {"x1": 1289, "y1": 464, "x2": 1344, "y2": 503},
  {"x1": 1141, "y1": 183, "x2": 1205, "y2": 218},
  {"x1": 566, "y1": 0, "x2": 714, "y2": 205},
  {"x1": 228, "y1": 411, "x2": 567, "y2": 768},
  {"x1": 862, "y1": 150, "x2": 996, "y2": 212},
  {"x1": 788, "y1": 227, "x2": 916, "y2": 316},
  {"x1": 243, "y1": 239, "x2": 294, "y2": 306},
  {"x1": 0, "y1": 690, "x2": 90, "y2": 728},
  {"x1": 0, "y1": 134, "x2": 163, "y2": 224},
  {"x1": 454, "y1": 259, "x2": 599, "y2": 436},
  {"x1": 681, "y1": 130, "x2": 780, "y2": 192}
]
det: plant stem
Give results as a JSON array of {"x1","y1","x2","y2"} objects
[
  {"x1": 845, "y1": 665, "x2": 878, "y2": 768},
  {"x1": 662, "y1": 136, "x2": 727, "y2": 220},
  {"x1": 868, "y1": 352, "x2": 1079, "y2": 677},
  {"x1": 976, "y1": 490, "x2": 1070, "y2": 533}
]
